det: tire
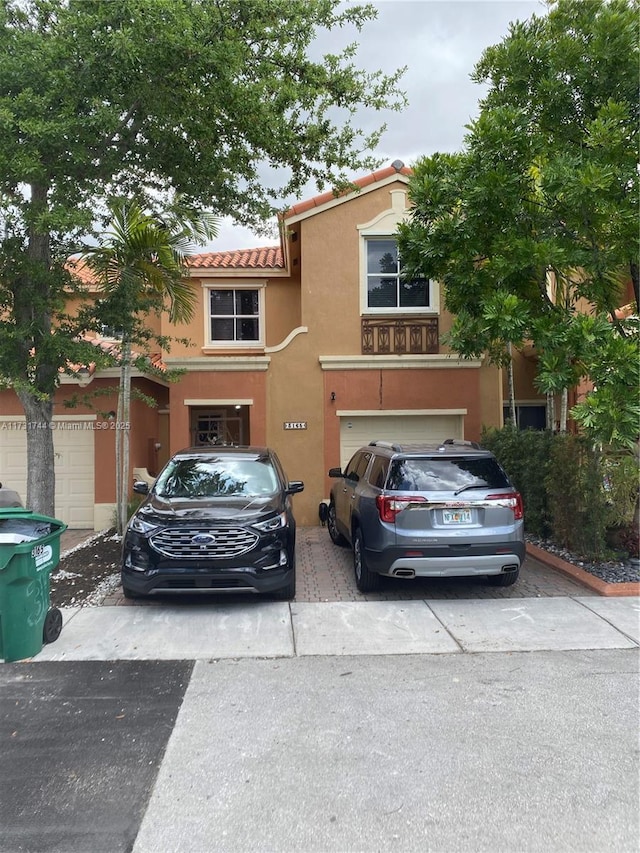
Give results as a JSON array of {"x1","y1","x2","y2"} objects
[
  {"x1": 43, "y1": 608, "x2": 63, "y2": 644},
  {"x1": 353, "y1": 528, "x2": 381, "y2": 593},
  {"x1": 271, "y1": 569, "x2": 296, "y2": 601},
  {"x1": 486, "y1": 568, "x2": 520, "y2": 587},
  {"x1": 327, "y1": 502, "x2": 348, "y2": 547}
]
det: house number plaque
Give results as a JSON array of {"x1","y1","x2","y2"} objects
[{"x1": 283, "y1": 422, "x2": 307, "y2": 430}]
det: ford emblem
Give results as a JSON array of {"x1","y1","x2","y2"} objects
[{"x1": 192, "y1": 533, "x2": 215, "y2": 545}]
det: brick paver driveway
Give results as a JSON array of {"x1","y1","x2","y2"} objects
[{"x1": 297, "y1": 526, "x2": 596, "y2": 601}]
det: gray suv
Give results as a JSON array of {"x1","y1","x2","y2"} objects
[{"x1": 327, "y1": 439, "x2": 524, "y2": 592}]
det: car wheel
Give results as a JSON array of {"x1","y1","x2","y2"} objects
[
  {"x1": 271, "y1": 570, "x2": 296, "y2": 601},
  {"x1": 353, "y1": 528, "x2": 381, "y2": 593},
  {"x1": 327, "y1": 502, "x2": 348, "y2": 547},
  {"x1": 486, "y1": 569, "x2": 520, "y2": 587}
]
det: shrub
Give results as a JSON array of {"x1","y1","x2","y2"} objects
[
  {"x1": 481, "y1": 424, "x2": 552, "y2": 537},
  {"x1": 601, "y1": 450, "x2": 639, "y2": 529},
  {"x1": 481, "y1": 426, "x2": 635, "y2": 560},
  {"x1": 545, "y1": 434, "x2": 609, "y2": 559}
]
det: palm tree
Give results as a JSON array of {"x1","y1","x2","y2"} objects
[{"x1": 83, "y1": 200, "x2": 218, "y2": 534}]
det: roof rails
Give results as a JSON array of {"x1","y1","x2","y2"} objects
[
  {"x1": 442, "y1": 438, "x2": 481, "y2": 450},
  {"x1": 368, "y1": 440, "x2": 403, "y2": 452},
  {"x1": 368, "y1": 439, "x2": 483, "y2": 452}
]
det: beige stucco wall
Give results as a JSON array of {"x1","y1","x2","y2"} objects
[
  {"x1": 163, "y1": 275, "x2": 301, "y2": 357},
  {"x1": 297, "y1": 183, "x2": 412, "y2": 352},
  {"x1": 253, "y1": 181, "x2": 505, "y2": 525}
]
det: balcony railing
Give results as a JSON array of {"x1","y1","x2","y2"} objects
[{"x1": 361, "y1": 317, "x2": 439, "y2": 355}]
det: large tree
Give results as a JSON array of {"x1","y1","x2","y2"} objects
[
  {"x1": 398, "y1": 0, "x2": 639, "y2": 446},
  {"x1": 0, "y1": 0, "x2": 406, "y2": 516}
]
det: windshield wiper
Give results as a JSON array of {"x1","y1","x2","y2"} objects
[{"x1": 454, "y1": 483, "x2": 484, "y2": 496}]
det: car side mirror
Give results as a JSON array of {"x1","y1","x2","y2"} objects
[
  {"x1": 286, "y1": 481, "x2": 304, "y2": 495},
  {"x1": 328, "y1": 467, "x2": 343, "y2": 478},
  {"x1": 132, "y1": 480, "x2": 149, "y2": 495}
]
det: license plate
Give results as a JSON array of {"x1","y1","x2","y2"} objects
[{"x1": 442, "y1": 509, "x2": 472, "y2": 524}]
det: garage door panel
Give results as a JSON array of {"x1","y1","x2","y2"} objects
[
  {"x1": 339, "y1": 414, "x2": 463, "y2": 469},
  {"x1": 0, "y1": 418, "x2": 94, "y2": 528}
]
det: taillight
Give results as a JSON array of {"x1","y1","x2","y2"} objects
[
  {"x1": 485, "y1": 492, "x2": 524, "y2": 520},
  {"x1": 376, "y1": 494, "x2": 426, "y2": 523}
]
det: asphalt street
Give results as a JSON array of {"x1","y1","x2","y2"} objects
[
  {"x1": 1, "y1": 661, "x2": 192, "y2": 853},
  {"x1": 1, "y1": 648, "x2": 639, "y2": 853}
]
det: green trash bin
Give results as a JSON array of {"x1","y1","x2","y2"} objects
[{"x1": 0, "y1": 508, "x2": 67, "y2": 662}]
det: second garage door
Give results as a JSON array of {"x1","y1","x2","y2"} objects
[{"x1": 338, "y1": 411, "x2": 465, "y2": 469}]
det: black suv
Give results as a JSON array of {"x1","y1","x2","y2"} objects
[
  {"x1": 327, "y1": 439, "x2": 524, "y2": 592},
  {"x1": 122, "y1": 446, "x2": 303, "y2": 600}
]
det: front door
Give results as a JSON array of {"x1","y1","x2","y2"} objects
[{"x1": 190, "y1": 408, "x2": 246, "y2": 447}]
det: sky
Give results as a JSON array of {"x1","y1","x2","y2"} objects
[{"x1": 211, "y1": 0, "x2": 545, "y2": 252}]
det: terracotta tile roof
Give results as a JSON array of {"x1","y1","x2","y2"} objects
[
  {"x1": 188, "y1": 246, "x2": 283, "y2": 270},
  {"x1": 67, "y1": 257, "x2": 95, "y2": 287},
  {"x1": 69, "y1": 248, "x2": 285, "y2": 281},
  {"x1": 284, "y1": 162, "x2": 412, "y2": 218},
  {"x1": 65, "y1": 334, "x2": 167, "y2": 380}
]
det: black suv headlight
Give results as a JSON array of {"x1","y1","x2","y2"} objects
[
  {"x1": 128, "y1": 515, "x2": 161, "y2": 536},
  {"x1": 252, "y1": 512, "x2": 287, "y2": 533}
]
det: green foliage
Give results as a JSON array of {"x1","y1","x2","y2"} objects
[
  {"x1": 481, "y1": 424, "x2": 553, "y2": 537},
  {"x1": 611, "y1": 526, "x2": 639, "y2": 559},
  {"x1": 569, "y1": 316, "x2": 640, "y2": 450},
  {"x1": 82, "y1": 199, "x2": 210, "y2": 330},
  {"x1": 400, "y1": 0, "x2": 639, "y2": 448},
  {"x1": 481, "y1": 426, "x2": 637, "y2": 559},
  {"x1": 0, "y1": 0, "x2": 405, "y2": 233},
  {"x1": 601, "y1": 451, "x2": 640, "y2": 529},
  {"x1": 545, "y1": 435, "x2": 610, "y2": 559}
]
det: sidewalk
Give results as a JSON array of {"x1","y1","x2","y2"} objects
[{"x1": 36, "y1": 595, "x2": 639, "y2": 661}]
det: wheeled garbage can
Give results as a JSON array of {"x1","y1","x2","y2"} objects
[{"x1": 0, "y1": 508, "x2": 67, "y2": 662}]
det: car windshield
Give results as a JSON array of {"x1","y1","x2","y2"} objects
[
  {"x1": 387, "y1": 457, "x2": 510, "y2": 492},
  {"x1": 154, "y1": 456, "x2": 278, "y2": 498}
]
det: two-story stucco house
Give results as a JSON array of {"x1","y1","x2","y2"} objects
[{"x1": 0, "y1": 161, "x2": 547, "y2": 528}]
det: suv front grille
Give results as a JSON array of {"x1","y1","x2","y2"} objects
[{"x1": 150, "y1": 526, "x2": 259, "y2": 559}]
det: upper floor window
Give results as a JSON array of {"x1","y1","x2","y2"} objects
[
  {"x1": 365, "y1": 238, "x2": 430, "y2": 312},
  {"x1": 207, "y1": 286, "x2": 264, "y2": 347}
]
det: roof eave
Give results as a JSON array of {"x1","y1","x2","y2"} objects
[{"x1": 283, "y1": 170, "x2": 411, "y2": 226}]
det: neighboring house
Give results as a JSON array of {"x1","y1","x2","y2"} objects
[{"x1": 0, "y1": 161, "x2": 547, "y2": 528}]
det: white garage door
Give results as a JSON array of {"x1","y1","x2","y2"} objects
[
  {"x1": 339, "y1": 411, "x2": 464, "y2": 469},
  {"x1": 0, "y1": 416, "x2": 95, "y2": 528}
]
